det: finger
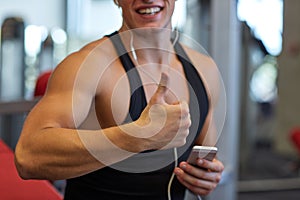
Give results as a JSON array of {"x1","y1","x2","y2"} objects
[
  {"x1": 176, "y1": 176, "x2": 213, "y2": 196},
  {"x1": 174, "y1": 167, "x2": 218, "y2": 192},
  {"x1": 150, "y1": 72, "x2": 169, "y2": 104},
  {"x1": 179, "y1": 162, "x2": 221, "y2": 182},
  {"x1": 197, "y1": 158, "x2": 224, "y2": 173},
  {"x1": 179, "y1": 101, "x2": 190, "y2": 119},
  {"x1": 155, "y1": 72, "x2": 169, "y2": 96}
]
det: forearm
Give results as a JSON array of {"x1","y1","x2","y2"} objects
[{"x1": 15, "y1": 123, "x2": 147, "y2": 180}]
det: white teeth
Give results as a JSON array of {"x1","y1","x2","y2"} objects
[{"x1": 138, "y1": 7, "x2": 161, "y2": 15}]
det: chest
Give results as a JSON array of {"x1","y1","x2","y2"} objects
[{"x1": 94, "y1": 63, "x2": 190, "y2": 128}]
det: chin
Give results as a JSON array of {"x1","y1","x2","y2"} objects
[{"x1": 135, "y1": 23, "x2": 172, "y2": 31}]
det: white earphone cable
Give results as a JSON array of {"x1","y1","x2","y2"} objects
[{"x1": 167, "y1": 147, "x2": 178, "y2": 200}]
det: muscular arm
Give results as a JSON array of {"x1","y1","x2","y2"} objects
[
  {"x1": 14, "y1": 49, "x2": 146, "y2": 180},
  {"x1": 15, "y1": 44, "x2": 191, "y2": 180}
]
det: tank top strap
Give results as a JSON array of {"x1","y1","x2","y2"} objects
[
  {"x1": 174, "y1": 42, "x2": 209, "y2": 135},
  {"x1": 107, "y1": 31, "x2": 147, "y2": 122}
]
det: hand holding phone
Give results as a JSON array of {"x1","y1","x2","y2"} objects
[{"x1": 187, "y1": 145, "x2": 218, "y2": 166}]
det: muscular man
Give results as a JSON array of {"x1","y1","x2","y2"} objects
[{"x1": 15, "y1": 0, "x2": 224, "y2": 199}]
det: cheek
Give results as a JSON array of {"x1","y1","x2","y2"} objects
[
  {"x1": 122, "y1": 11, "x2": 135, "y2": 26},
  {"x1": 119, "y1": 0, "x2": 132, "y2": 7},
  {"x1": 165, "y1": 1, "x2": 176, "y2": 16}
]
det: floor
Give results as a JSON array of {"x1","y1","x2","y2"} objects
[
  {"x1": 238, "y1": 190, "x2": 300, "y2": 200},
  {"x1": 237, "y1": 144, "x2": 300, "y2": 200}
]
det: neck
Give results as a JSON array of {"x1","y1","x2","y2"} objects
[
  {"x1": 121, "y1": 26, "x2": 172, "y2": 45},
  {"x1": 119, "y1": 27, "x2": 177, "y2": 65}
]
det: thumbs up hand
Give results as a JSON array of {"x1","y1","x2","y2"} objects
[{"x1": 135, "y1": 73, "x2": 191, "y2": 150}]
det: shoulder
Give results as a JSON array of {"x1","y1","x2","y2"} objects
[
  {"x1": 47, "y1": 36, "x2": 117, "y2": 94},
  {"x1": 180, "y1": 43, "x2": 223, "y2": 107},
  {"x1": 180, "y1": 44, "x2": 216, "y2": 71}
]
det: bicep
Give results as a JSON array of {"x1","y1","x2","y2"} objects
[
  {"x1": 23, "y1": 62, "x2": 94, "y2": 133},
  {"x1": 23, "y1": 91, "x2": 92, "y2": 136},
  {"x1": 195, "y1": 107, "x2": 217, "y2": 146}
]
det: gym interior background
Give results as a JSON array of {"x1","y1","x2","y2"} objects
[{"x1": 0, "y1": 0, "x2": 299, "y2": 199}]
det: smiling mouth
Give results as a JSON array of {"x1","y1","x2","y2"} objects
[{"x1": 137, "y1": 7, "x2": 162, "y2": 15}]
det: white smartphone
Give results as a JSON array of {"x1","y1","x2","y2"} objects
[{"x1": 187, "y1": 145, "x2": 218, "y2": 166}]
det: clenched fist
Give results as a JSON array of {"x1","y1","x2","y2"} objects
[{"x1": 134, "y1": 72, "x2": 191, "y2": 150}]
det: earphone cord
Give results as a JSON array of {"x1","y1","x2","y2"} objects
[{"x1": 167, "y1": 147, "x2": 178, "y2": 200}]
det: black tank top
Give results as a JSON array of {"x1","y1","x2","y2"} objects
[{"x1": 64, "y1": 31, "x2": 209, "y2": 200}]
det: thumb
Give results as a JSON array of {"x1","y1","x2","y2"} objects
[{"x1": 150, "y1": 72, "x2": 169, "y2": 105}]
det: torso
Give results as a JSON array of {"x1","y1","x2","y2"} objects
[
  {"x1": 94, "y1": 55, "x2": 189, "y2": 128},
  {"x1": 65, "y1": 31, "x2": 212, "y2": 200}
]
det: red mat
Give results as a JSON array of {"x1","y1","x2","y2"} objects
[
  {"x1": 290, "y1": 127, "x2": 300, "y2": 154},
  {"x1": 0, "y1": 140, "x2": 63, "y2": 200}
]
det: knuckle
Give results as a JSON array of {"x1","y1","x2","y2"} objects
[
  {"x1": 215, "y1": 174, "x2": 222, "y2": 182},
  {"x1": 201, "y1": 189, "x2": 210, "y2": 196},
  {"x1": 181, "y1": 108, "x2": 189, "y2": 117},
  {"x1": 186, "y1": 118, "x2": 192, "y2": 128},
  {"x1": 181, "y1": 139, "x2": 187, "y2": 146},
  {"x1": 200, "y1": 171, "x2": 207, "y2": 179},
  {"x1": 180, "y1": 119, "x2": 191, "y2": 129},
  {"x1": 184, "y1": 129, "x2": 189, "y2": 136},
  {"x1": 178, "y1": 139, "x2": 186, "y2": 147},
  {"x1": 193, "y1": 179, "x2": 201, "y2": 187},
  {"x1": 183, "y1": 131, "x2": 189, "y2": 139},
  {"x1": 220, "y1": 164, "x2": 225, "y2": 171},
  {"x1": 215, "y1": 165, "x2": 224, "y2": 173},
  {"x1": 211, "y1": 183, "x2": 217, "y2": 190},
  {"x1": 179, "y1": 130, "x2": 189, "y2": 141}
]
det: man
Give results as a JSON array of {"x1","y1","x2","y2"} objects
[{"x1": 15, "y1": 0, "x2": 224, "y2": 199}]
